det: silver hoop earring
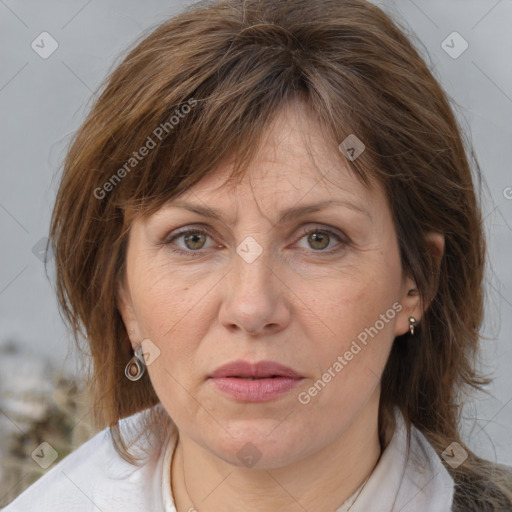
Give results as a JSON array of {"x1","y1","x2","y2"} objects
[
  {"x1": 125, "y1": 344, "x2": 146, "y2": 381},
  {"x1": 409, "y1": 317, "x2": 417, "y2": 336}
]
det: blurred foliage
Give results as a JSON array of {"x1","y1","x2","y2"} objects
[{"x1": 0, "y1": 368, "x2": 99, "y2": 508}]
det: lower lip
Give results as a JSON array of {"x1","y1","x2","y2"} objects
[{"x1": 209, "y1": 377, "x2": 303, "y2": 402}]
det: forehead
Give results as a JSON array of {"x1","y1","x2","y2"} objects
[{"x1": 163, "y1": 101, "x2": 380, "y2": 216}]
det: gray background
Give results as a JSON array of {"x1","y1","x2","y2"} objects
[{"x1": 1, "y1": 0, "x2": 511, "y2": 467}]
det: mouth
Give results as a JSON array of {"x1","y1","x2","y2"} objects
[
  {"x1": 209, "y1": 360, "x2": 303, "y2": 380},
  {"x1": 232, "y1": 376, "x2": 280, "y2": 380},
  {"x1": 208, "y1": 360, "x2": 304, "y2": 402}
]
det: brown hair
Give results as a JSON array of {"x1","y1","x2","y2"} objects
[{"x1": 48, "y1": 0, "x2": 512, "y2": 509}]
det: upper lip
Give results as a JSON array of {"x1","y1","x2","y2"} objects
[{"x1": 209, "y1": 360, "x2": 303, "y2": 379}]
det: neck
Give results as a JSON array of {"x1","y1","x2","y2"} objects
[{"x1": 171, "y1": 399, "x2": 382, "y2": 512}]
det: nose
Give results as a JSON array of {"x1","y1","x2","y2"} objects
[{"x1": 218, "y1": 246, "x2": 291, "y2": 337}]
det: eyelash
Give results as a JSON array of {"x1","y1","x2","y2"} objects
[{"x1": 164, "y1": 225, "x2": 347, "y2": 258}]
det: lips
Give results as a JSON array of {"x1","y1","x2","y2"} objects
[
  {"x1": 208, "y1": 360, "x2": 304, "y2": 402},
  {"x1": 209, "y1": 360, "x2": 303, "y2": 379}
]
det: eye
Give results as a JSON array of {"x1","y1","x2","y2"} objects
[
  {"x1": 164, "y1": 227, "x2": 215, "y2": 257},
  {"x1": 295, "y1": 226, "x2": 346, "y2": 254},
  {"x1": 163, "y1": 225, "x2": 347, "y2": 257}
]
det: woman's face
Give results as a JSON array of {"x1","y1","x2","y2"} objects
[{"x1": 117, "y1": 102, "x2": 422, "y2": 469}]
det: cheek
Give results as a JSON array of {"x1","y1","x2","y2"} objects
[
  {"x1": 130, "y1": 257, "x2": 203, "y2": 333},
  {"x1": 132, "y1": 278, "x2": 210, "y2": 421},
  {"x1": 127, "y1": 264, "x2": 209, "y2": 383},
  {"x1": 294, "y1": 254, "x2": 402, "y2": 403},
  {"x1": 296, "y1": 255, "x2": 401, "y2": 342},
  {"x1": 297, "y1": 297, "x2": 398, "y2": 420}
]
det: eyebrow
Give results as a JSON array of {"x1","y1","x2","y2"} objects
[{"x1": 167, "y1": 199, "x2": 371, "y2": 223}]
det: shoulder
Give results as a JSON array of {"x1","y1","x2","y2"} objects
[
  {"x1": 2, "y1": 407, "x2": 173, "y2": 512},
  {"x1": 393, "y1": 412, "x2": 455, "y2": 511},
  {"x1": 2, "y1": 428, "x2": 124, "y2": 512}
]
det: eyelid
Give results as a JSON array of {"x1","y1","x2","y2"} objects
[{"x1": 162, "y1": 224, "x2": 218, "y2": 246}]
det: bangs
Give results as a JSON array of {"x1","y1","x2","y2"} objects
[{"x1": 90, "y1": 23, "x2": 377, "y2": 229}]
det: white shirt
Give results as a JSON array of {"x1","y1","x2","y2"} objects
[{"x1": 2, "y1": 405, "x2": 454, "y2": 511}]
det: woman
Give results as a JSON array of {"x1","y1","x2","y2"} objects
[{"x1": 4, "y1": 0, "x2": 511, "y2": 510}]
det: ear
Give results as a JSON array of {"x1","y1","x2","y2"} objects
[
  {"x1": 394, "y1": 232, "x2": 445, "y2": 337},
  {"x1": 116, "y1": 277, "x2": 142, "y2": 350}
]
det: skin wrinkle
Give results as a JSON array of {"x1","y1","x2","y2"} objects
[{"x1": 116, "y1": 102, "x2": 437, "y2": 512}]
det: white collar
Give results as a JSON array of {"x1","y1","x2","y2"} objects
[
  {"x1": 336, "y1": 410, "x2": 454, "y2": 511},
  {"x1": 161, "y1": 427, "x2": 178, "y2": 512},
  {"x1": 160, "y1": 409, "x2": 454, "y2": 512}
]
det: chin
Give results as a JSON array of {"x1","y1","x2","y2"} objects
[{"x1": 202, "y1": 420, "x2": 313, "y2": 469}]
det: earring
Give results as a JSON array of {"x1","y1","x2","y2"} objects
[
  {"x1": 125, "y1": 344, "x2": 146, "y2": 381},
  {"x1": 409, "y1": 317, "x2": 417, "y2": 336}
]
